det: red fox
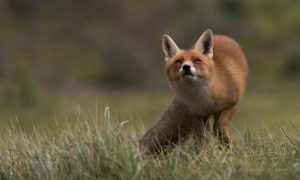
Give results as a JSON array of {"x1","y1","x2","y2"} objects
[{"x1": 139, "y1": 29, "x2": 248, "y2": 153}]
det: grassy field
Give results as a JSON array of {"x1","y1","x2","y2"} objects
[{"x1": 0, "y1": 81, "x2": 300, "y2": 179}]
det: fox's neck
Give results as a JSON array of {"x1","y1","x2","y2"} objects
[{"x1": 171, "y1": 79, "x2": 214, "y2": 114}]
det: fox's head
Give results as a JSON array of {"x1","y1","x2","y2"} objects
[{"x1": 163, "y1": 29, "x2": 214, "y2": 85}]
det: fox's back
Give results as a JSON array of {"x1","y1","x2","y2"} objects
[
  {"x1": 213, "y1": 35, "x2": 248, "y2": 80},
  {"x1": 210, "y1": 35, "x2": 248, "y2": 108}
]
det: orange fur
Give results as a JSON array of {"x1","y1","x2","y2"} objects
[{"x1": 139, "y1": 30, "x2": 248, "y2": 154}]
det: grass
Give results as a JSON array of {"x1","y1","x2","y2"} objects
[
  {"x1": 0, "y1": 80, "x2": 300, "y2": 179},
  {"x1": 0, "y1": 103, "x2": 300, "y2": 180}
]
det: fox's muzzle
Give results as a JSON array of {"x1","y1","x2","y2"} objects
[{"x1": 180, "y1": 64, "x2": 197, "y2": 79}]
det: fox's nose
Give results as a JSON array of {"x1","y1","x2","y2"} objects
[{"x1": 182, "y1": 65, "x2": 191, "y2": 71}]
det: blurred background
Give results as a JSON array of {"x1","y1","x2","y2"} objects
[{"x1": 0, "y1": 0, "x2": 300, "y2": 136}]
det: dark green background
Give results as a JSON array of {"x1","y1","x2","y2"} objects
[{"x1": 0, "y1": 0, "x2": 299, "y2": 136}]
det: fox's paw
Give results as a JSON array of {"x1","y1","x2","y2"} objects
[{"x1": 218, "y1": 135, "x2": 231, "y2": 149}]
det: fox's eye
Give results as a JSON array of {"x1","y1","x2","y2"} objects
[
  {"x1": 175, "y1": 59, "x2": 183, "y2": 65},
  {"x1": 193, "y1": 58, "x2": 202, "y2": 64}
]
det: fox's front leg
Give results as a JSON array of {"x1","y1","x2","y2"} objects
[
  {"x1": 213, "y1": 107, "x2": 235, "y2": 145},
  {"x1": 139, "y1": 120, "x2": 188, "y2": 154},
  {"x1": 193, "y1": 117, "x2": 211, "y2": 141},
  {"x1": 139, "y1": 100, "x2": 190, "y2": 154}
]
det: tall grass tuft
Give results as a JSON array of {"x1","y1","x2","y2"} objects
[{"x1": 0, "y1": 106, "x2": 300, "y2": 179}]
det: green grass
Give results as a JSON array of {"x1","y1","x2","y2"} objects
[
  {"x1": 0, "y1": 82, "x2": 300, "y2": 179},
  {"x1": 0, "y1": 105, "x2": 300, "y2": 179}
]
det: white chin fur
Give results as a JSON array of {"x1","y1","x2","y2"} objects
[{"x1": 181, "y1": 75, "x2": 198, "y2": 81}]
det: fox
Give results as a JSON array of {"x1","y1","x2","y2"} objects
[{"x1": 139, "y1": 29, "x2": 248, "y2": 154}]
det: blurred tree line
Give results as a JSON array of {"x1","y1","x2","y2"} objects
[{"x1": 0, "y1": 0, "x2": 300, "y2": 106}]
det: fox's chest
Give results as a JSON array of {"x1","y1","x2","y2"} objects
[{"x1": 172, "y1": 81, "x2": 215, "y2": 115}]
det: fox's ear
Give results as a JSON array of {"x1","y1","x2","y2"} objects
[
  {"x1": 194, "y1": 29, "x2": 213, "y2": 58},
  {"x1": 162, "y1": 35, "x2": 180, "y2": 60}
]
